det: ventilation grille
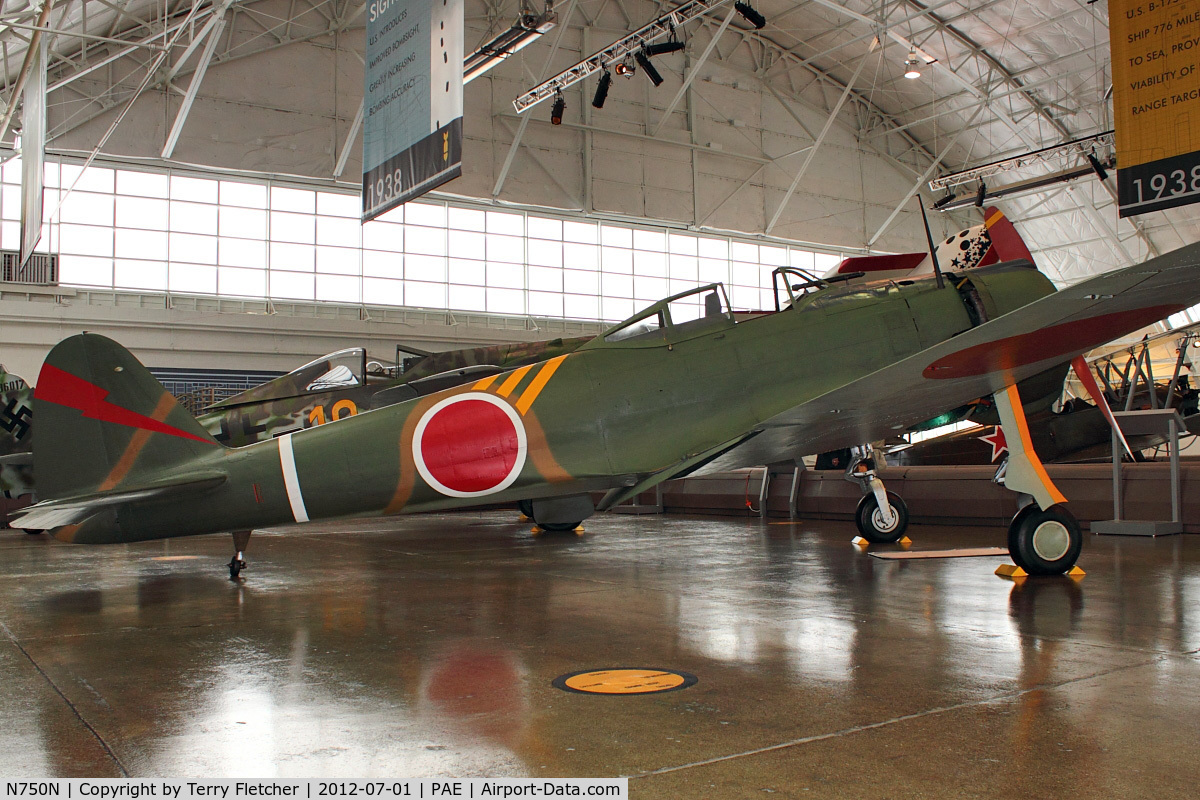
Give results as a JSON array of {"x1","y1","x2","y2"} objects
[{"x1": 0, "y1": 251, "x2": 58, "y2": 284}]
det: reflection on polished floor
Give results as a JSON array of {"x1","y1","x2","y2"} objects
[{"x1": 2, "y1": 511, "x2": 1200, "y2": 796}]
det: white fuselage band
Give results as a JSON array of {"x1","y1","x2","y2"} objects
[{"x1": 278, "y1": 433, "x2": 309, "y2": 523}]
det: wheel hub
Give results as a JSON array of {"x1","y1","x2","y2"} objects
[
  {"x1": 1031, "y1": 520, "x2": 1070, "y2": 561},
  {"x1": 871, "y1": 507, "x2": 898, "y2": 533}
]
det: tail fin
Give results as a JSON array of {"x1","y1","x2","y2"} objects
[
  {"x1": 982, "y1": 206, "x2": 1036, "y2": 266},
  {"x1": 33, "y1": 334, "x2": 221, "y2": 501}
]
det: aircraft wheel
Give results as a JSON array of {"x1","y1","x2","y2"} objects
[
  {"x1": 228, "y1": 556, "x2": 246, "y2": 581},
  {"x1": 1008, "y1": 504, "x2": 1082, "y2": 576},
  {"x1": 517, "y1": 500, "x2": 534, "y2": 518},
  {"x1": 855, "y1": 491, "x2": 908, "y2": 543},
  {"x1": 537, "y1": 520, "x2": 582, "y2": 533}
]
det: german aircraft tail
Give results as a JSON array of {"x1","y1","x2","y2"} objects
[
  {"x1": 31, "y1": 333, "x2": 222, "y2": 503},
  {"x1": 824, "y1": 206, "x2": 1036, "y2": 281}
]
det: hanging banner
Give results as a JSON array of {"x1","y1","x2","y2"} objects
[
  {"x1": 20, "y1": 37, "x2": 46, "y2": 274},
  {"x1": 1111, "y1": 0, "x2": 1200, "y2": 217},
  {"x1": 362, "y1": 0, "x2": 464, "y2": 222}
]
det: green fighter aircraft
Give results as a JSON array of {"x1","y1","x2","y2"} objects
[{"x1": 14, "y1": 239, "x2": 1200, "y2": 580}]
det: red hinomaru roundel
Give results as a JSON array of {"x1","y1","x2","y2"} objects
[{"x1": 412, "y1": 393, "x2": 528, "y2": 498}]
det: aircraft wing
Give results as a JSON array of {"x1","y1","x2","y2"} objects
[
  {"x1": 698, "y1": 242, "x2": 1200, "y2": 472},
  {"x1": 10, "y1": 473, "x2": 226, "y2": 531}
]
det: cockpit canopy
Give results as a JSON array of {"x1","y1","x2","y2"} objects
[{"x1": 586, "y1": 284, "x2": 734, "y2": 348}]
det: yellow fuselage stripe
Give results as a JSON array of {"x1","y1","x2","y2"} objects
[
  {"x1": 472, "y1": 374, "x2": 499, "y2": 391},
  {"x1": 1003, "y1": 384, "x2": 1066, "y2": 505},
  {"x1": 496, "y1": 364, "x2": 533, "y2": 398},
  {"x1": 516, "y1": 355, "x2": 569, "y2": 415}
]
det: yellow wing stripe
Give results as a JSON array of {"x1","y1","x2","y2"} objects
[
  {"x1": 496, "y1": 364, "x2": 534, "y2": 398},
  {"x1": 1002, "y1": 384, "x2": 1066, "y2": 505},
  {"x1": 516, "y1": 355, "x2": 568, "y2": 415},
  {"x1": 984, "y1": 209, "x2": 1005, "y2": 228},
  {"x1": 472, "y1": 374, "x2": 499, "y2": 391}
]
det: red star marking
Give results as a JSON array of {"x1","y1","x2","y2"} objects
[{"x1": 979, "y1": 426, "x2": 1007, "y2": 462}]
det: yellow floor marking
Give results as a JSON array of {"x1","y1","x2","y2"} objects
[{"x1": 563, "y1": 669, "x2": 687, "y2": 694}]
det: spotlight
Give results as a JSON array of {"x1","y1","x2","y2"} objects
[
  {"x1": 734, "y1": 1, "x2": 766, "y2": 29},
  {"x1": 592, "y1": 69, "x2": 612, "y2": 109},
  {"x1": 932, "y1": 190, "x2": 958, "y2": 210},
  {"x1": 975, "y1": 181, "x2": 986, "y2": 208},
  {"x1": 635, "y1": 50, "x2": 663, "y2": 87},
  {"x1": 614, "y1": 58, "x2": 636, "y2": 77},
  {"x1": 550, "y1": 90, "x2": 565, "y2": 125},
  {"x1": 903, "y1": 50, "x2": 921, "y2": 79},
  {"x1": 644, "y1": 41, "x2": 685, "y2": 57},
  {"x1": 1087, "y1": 152, "x2": 1110, "y2": 181}
]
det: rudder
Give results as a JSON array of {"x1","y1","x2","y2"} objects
[{"x1": 34, "y1": 333, "x2": 221, "y2": 501}]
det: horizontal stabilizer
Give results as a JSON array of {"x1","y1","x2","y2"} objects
[{"x1": 11, "y1": 473, "x2": 226, "y2": 532}]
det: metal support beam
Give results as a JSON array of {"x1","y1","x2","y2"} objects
[
  {"x1": 493, "y1": 0, "x2": 576, "y2": 198},
  {"x1": 161, "y1": 3, "x2": 233, "y2": 159},
  {"x1": 868, "y1": 103, "x2": 986, "y2": 247},
  {"x1": 333, "y1": 99, "x2": 363, "y2": 178},
  {"x1": 765, "y1": 54, "x2": 868, "y2": 235},
  {"x1": 650, "y1": 7, "x2": 735, "y2": 138}
]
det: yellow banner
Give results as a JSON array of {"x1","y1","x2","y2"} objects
[{"x1": 1111, "y1": 0, "x2": 1200, "y2": 216}]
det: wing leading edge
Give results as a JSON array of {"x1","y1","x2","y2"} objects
[{"x1": 699, "y1": 242, "x2": 1200, "y2": 473}]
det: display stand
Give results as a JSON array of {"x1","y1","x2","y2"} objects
[
  {"x1": 611, "y1": 484, "x2": 664, "y2": 515},
  {"x1": 1091, "y1": 409, "x2": 1185, "y2": 536}
]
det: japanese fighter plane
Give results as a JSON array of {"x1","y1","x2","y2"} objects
[{"x1": 14, "y1": 237, "x2": 1200, "y2": 579}]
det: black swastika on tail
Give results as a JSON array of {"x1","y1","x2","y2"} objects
[{"x1": 0, "y1": 399, "x2": 32, "y2": 440}]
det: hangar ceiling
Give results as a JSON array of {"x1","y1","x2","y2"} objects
[{"x1": 0, "y1": 0, "x2": 1196, "y2": 284}]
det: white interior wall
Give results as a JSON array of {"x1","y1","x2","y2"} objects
[{"x1": 45, "y1": 0, "x2": 957, "y2": 257}]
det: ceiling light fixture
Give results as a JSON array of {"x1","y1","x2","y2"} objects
[
  {"x1": 635, "y1": 49, "x2": 664, "y2": 86},
  {"x1": 903, "y1": 50, "x2": 921, "y2": 79},
  {"x1": 734, "y1": 1, "x2": 766, "y2": 29},
  {"x1": 592, "y1": 69, "x2": 613, "y2": 108},
  {"x1": 463, "y1": 5, "x2": 558, "y2": 83},
  {"x1": 550, "y1": 90, "x2": 565, "y2": 125}
]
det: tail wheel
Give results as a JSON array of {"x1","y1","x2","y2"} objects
[
  {"x1": 1008, "y1": 504, "x2": 1082, "y2": 576},
  {"x1": 855, "y1": 491, "x2": 908, "y2": 543}
]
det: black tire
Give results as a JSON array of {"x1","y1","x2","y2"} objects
[
  {"x1": 1008, "y1": 504, "x2": 1082, "y2": 576},
  {"x1": 855, "y1": 491, "x2": 908, "y2": 543},
  {"x1": 538, "y1": 520, "x2": 582, "y2": 533},
  {"x1": 228, "y1": 557, "x2": 244, "y2": 581},
  {"x1": 517, "y1": 500, "x2": 534, "y2": 518}
]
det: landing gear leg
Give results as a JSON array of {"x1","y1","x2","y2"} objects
[
  {"x1": 229, "y1": 530, "x2": 251, "y2": 581},
  {"x1": 846, "y1": 445, "x2": 909, "y2": 543},
  {"x1": 993, "y1": 385, "x2": 1082, "y2": 575}
]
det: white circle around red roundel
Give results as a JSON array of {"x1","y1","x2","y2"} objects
[{"x1": 413, "y1": 393, "x2": 528, "y2": 498}]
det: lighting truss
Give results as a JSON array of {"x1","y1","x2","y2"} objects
[
  {"x1": 928, "y1": 131, "x2": 1115, "y2": 192},
  {"x1": 512, "y1": 0, "x2": 734, "y2": 113},
  {"x1": 464, "y1": 5, "x2": 559, "y2": 84}
]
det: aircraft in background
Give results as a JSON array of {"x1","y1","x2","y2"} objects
[
  {"x1": 0, "y1": 366, "x2": 32, "y2": 499},
  {"x1": 820, "y1": 206, "x2": 1035, "y2": 284},
  {"x1": 198, "y1": 336, "x2": 593, "y2": 446},
  {"x1": 14, "y1": 237, "x2": 1200, "y2": 580}
]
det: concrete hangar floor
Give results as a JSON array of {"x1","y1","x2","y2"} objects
[{"x1": 1, "y1": 511, "x2": 1198, "y2": 796}]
